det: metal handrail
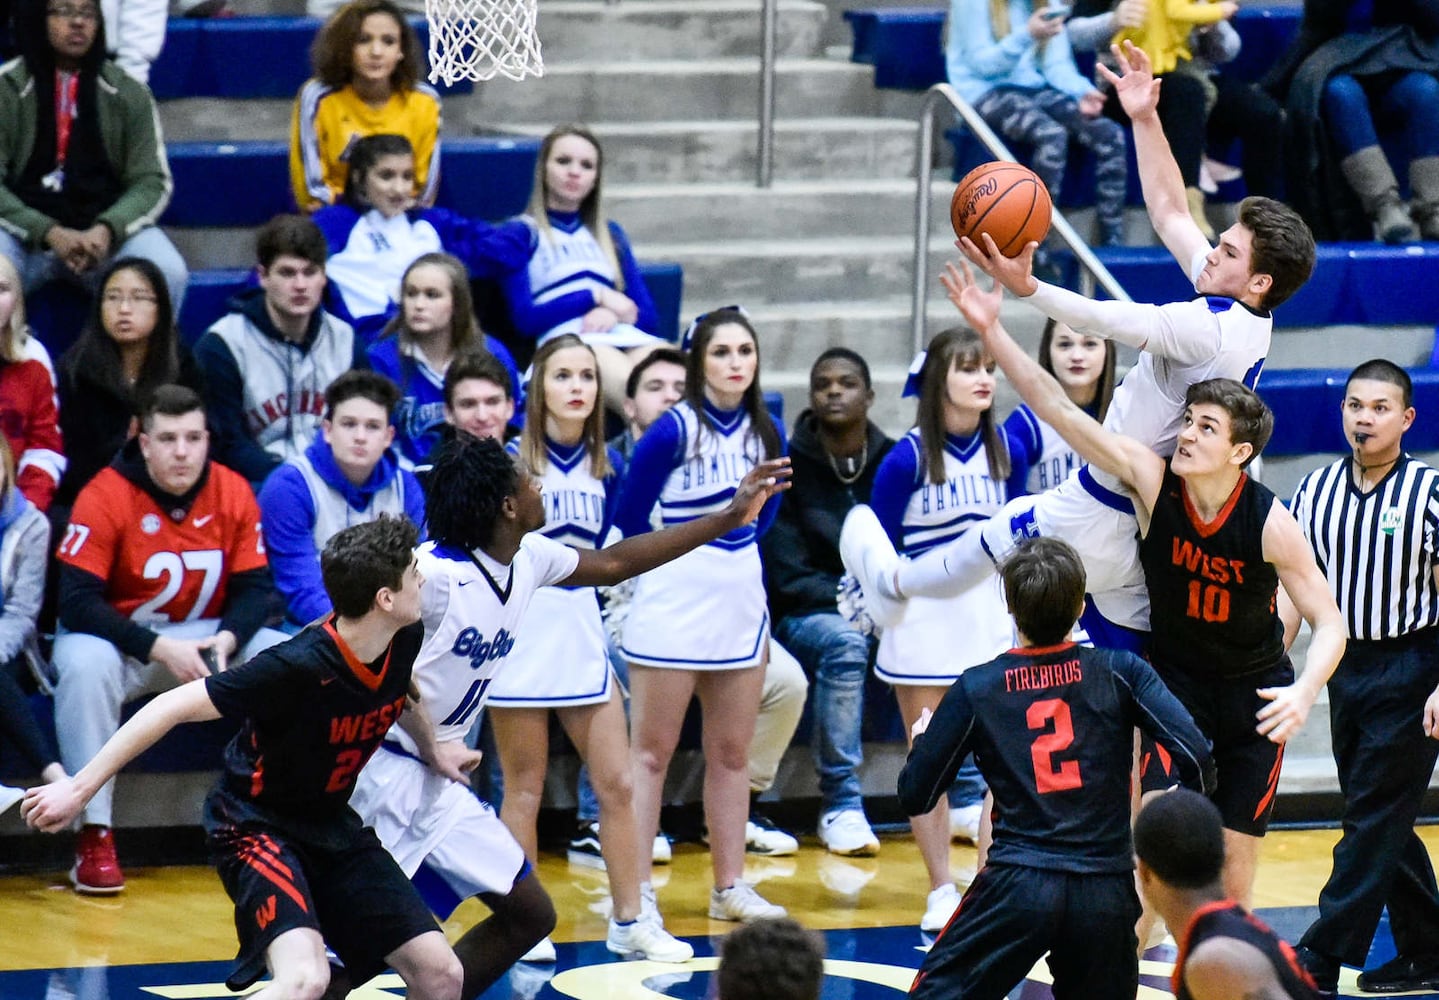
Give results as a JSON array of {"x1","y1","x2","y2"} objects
[
  {"x1": 758, "y1": 0, "x2": 778, "y2": 187},
  {"x1": 911, "y1": 83, "x2": 1131, "y2": 354}
]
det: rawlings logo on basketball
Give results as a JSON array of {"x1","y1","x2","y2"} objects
[
  {"x1": 451, "y1": 627, "x2": 515, "y2": 667},
  {"x1": 954, "y1": 177, "x2": 998, "y2": 229}
]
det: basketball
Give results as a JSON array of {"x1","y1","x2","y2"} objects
[{"x1": 950, "y1": 162, "x2": 1053, "y2": 257}]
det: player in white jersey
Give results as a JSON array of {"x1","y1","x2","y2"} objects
[
  {"x1": 842, "y1": 41, "x2": 1317, "y2": 646},
  {"x1": 612, "y1": 308, "x2": 791, "y2": 923},
  {"x1": 869, "y1": 327, "x2": 1022, "y2": 932},
  {"x1": 349, "y1": 430, "x2": 790, "y2": 985}
]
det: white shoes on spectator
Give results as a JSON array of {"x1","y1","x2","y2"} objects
[
  {"x1": 950, "y1": 804, "x2": 982, "y2": 845},
  {"x1": 652, "y1": 833, "x2": 673, "y2": 864},
  {"x1": 606, "y1": 917, "x2": 694, "y2": 962},
  {"x1": 0, "y1": 783, "x2": 23, "y2": 818},
  {"x1": 745, "y1": 817, "x2": 799, "y2": 856},
  {"x1": 819, "y1": 809, "x2": 880, "y2": 857},
  {"x1": 839, "y1": 506, "x2": 906, "y2": 629},
  {"x1": 921, "y1": 882, "x2": 961, "y2": 933},
  {"x1": 709, "y1": 879, "x2": 786, "y2": 922},
  {"x1": 519, "y1": 936, "x2": 556, "y2": 963}
]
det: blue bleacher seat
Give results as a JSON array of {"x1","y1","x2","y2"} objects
[{"x1": 1260, "y1": 368, "x2": 1439, "y2": 455}]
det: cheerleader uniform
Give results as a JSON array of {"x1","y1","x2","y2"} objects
[
  {"x1": 1004, "y1": 400, "x2": 1097, "y2": 496},
  {"x1": 614, "y1": 400, "x2": 785, "y2": 670},
  {"x1": 486, "y1": 438, "x2": 624, "y2": 707},
  {"x1": 502, "y1": 210, "x2": 665, "y2": 350},
  {"x1": 872, "y1": 428, "x2": 1018, "y2": 685}
]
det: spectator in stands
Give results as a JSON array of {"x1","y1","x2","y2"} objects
[
  {"x1": 0, "y1": 256, "x2": 63, "y2": 509},
  {"x1": 503, "y1": 125, "x2": 665, "y2": 413},
  {"x1": 762, "y1": 348, "x2": 893, "y2": 858},
  {"x1": 369, "y1": 253, "x2": 522, "y2": 467},
  {"x1": 99, "y1": 0, "x2": 163, "y2": 84},
  {"x1": 51, "y1": 385, "x2": 285, "y2": 894},
  {"x1": 0, "y1": 435, "x2": 66, "y2": 817},
  {"x1": 315, "y1": 136, "x2": 530, "y2": 343},
  {"x1": 442, "y1": 348, "x2": 516, "y2": 445},
  {"x1": 1189, "y1": 20, "x2": 1289, "y2": 202},
  {"x1": 0, "y1": 0, "x2": 187, "y2": 313},
  {"x1": 194, "y1": 214, "x2": 367, "y2": 488},
  {"x1": 609, "y1": 347, "x2": 686, "y2": 461},
  {"x1": 258, "y1": 370, "x2": 425, "y2": 630},
  {"x1": 291, "y1": 0, "x2": 440, "y2": 213},
  {"x1": 717, "y1": 917, "x2": 825, "y2": 1000},
  {"x1": 54, "y1": 256, "x2": 202, "y2": 520},
  {"x1": 1263, "y1": 0, "x2": 1439, "y2": 242},
  {"x1": 946, "y1": 0, "x2": 1131, "y2": 247}
]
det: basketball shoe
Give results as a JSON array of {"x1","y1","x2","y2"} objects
[
  {"x1": 72, "y1": 824, "x2": 124, "y2": 894},
  {"x1": 838, "y1": 506, "x2": 907, "y2": 629}
]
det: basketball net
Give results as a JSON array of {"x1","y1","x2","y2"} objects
[{"x1": 426, "y1": 0, "x2": 544, "y2": 85}]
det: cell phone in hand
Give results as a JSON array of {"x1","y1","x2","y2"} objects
[
  {"x1": 201, "y1": 646, "x2": 221, "y2": 675},
  {"x1": 1041, "y1": 4, "x2": 1073, "y2": 18}
]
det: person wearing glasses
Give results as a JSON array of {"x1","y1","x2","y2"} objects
[{"x1": 0, "y1": 0, "x2": 187, "y2": 311}]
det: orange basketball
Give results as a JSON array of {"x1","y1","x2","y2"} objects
[{"x1": 950, "y1": 162, "x2": 1053, "y2": 258}]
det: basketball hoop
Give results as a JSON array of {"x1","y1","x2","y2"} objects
[{"x1": 426, "y1": 0, "x2": 544, "y2": 85}]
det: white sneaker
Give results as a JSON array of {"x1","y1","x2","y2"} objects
[
  {"x1": 921, "y1": 883, "x2": 961, "y2": 933},
  {"x1": 819, "y1": 809, "x2": 880, "y2": 857},
  {"x1": 519, "y1": 936, "x2": 556, "y2": 963},
  {"x1": 0, "y1": 783, "x2": 24, "y2": 818},
  {"x1": 653, "y1": 833, "x2": 673, "y2": 864},
  {"x1": 839, "y1": 506, "x2": 906, "y2": 628},
  {"x1": 709, "y1": 879, "x2": 786, "y2": 922},
  {"x1": 745, "y1": 817, "x2": 799, "y2": 856},
  {"x1": 950, "y1": 803, "x2": 982, "y2": 844},
  {"x1": 606, "y1": 917, "x2": 694, "y2": 962}
]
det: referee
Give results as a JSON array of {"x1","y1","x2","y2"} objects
[{"x1": 1288, "y1": 359, "x2": 1439, "y2": 997}]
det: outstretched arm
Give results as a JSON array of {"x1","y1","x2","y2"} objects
[
  {"x1": 397, "y1": 695, "x2": 484, "y2": 783},
  {"x1": 1096, "y1": 41, "x2": 1212, "y2": 267},
  {"x1": 1256, "y1": 502, "x2": 1346, "y2": 744},
  {"x1": 22, "y1": 679, "x2": 221, "y2": 833},
  {"x1": 941, "y1": 261, "x2": 1163, "y2": 520},
  {"x1": 561, "y1": 458, "x2": 792, "y2": 587}
]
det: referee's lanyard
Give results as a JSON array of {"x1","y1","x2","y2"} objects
[{"x1": 43, "y1": 71, "x2": 79, "y2": 193}]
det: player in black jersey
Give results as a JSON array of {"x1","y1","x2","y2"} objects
[
  {"x1": 944, "y1": 259, "x2": 1346, "y2": 910},
  {"x1": 1136, "y1": 789, "x2": 1322, "y2": 1000},
  {"x1": 899, "y1": 536, "x2": 1215, "y2": 1000},
  {"x1": 23, "y1": 517, "x2": 476, "y2": 1000}
]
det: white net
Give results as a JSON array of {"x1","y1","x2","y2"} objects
[{"x1": 425, "y1": 0, "x2": 544, "y2": 85}]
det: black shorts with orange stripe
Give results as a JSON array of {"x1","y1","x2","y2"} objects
[
  {"x1": 209, "y1": 819, "x2": 439, "y2": 991},
  {"x1": 1139, "y1": 659, "x2": 1292, "y2": 837}
]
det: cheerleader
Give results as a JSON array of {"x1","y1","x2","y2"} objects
[
  {"x1": 485, "y1": 334, "x2": 691, "y2": 963},
  {"x1": 615, "y1": 308, "x2": 788, "y2": 922},
  {"x1": 1004, "y1": 319, "x2": 1116, "y2": 495},
  {"x1": 869, "y1": 326, "x2": 1022, "y2": 932}
]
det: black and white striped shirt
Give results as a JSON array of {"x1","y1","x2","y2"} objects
[{"x1": 1289, "y1": 455, "x2": 1439, "y2": 641}]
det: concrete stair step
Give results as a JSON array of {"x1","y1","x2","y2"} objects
[
  {"x1": 491, "y1": 117, "x2": 918, "y2": 183},
  {"x1": 536, "y1": 0, "x2": 828, "y2": 61}
]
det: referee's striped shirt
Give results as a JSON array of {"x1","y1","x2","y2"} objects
[{"x1": 1289, "y1": 455, "x2": 1439, "y2": 641}]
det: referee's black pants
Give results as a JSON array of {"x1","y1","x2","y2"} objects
[{"x1": 1299, "y1": 628, "x2": 1439, "y2": 966}]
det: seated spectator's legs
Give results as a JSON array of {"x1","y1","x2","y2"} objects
[
  {"x1": 1383, "y1": 71, "x2": 1439, "y2": 239},
  {"x1": 973, "y1": 88, "x2": 1074, "y2": 227},
  {"x1": 774, "y1": 613, "x2": 869, "y2": 817},
  {"x1": 747, "y1": 640, "x2": 808, "y2": 797},
  {"x1": 1208, "y1": 76, "x2": 1286, "y2": 200},
  {"x1": 114, "y1": 227, "x2": 190, "y2": 313},
  {"x1": 0, "y1": 231, "x2": 60, "y2": 293},
  {"x1": 0, "y1": 654, "x2": 61, "y2": 776},
  {"x1": 1033, "y1": 90, "x2": 1127, "y2": 246},
  {"x1": 1324, "y1": 74, "x2": 1419, "y2": 243}
]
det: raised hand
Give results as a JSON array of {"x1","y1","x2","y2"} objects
[
  {"x1": 729, "y1": 457, "x2": 793, "y2": 524},
  {"x1": 939, "y1": 259, "x2": 1003, "y2": 335},
  {"x1": 957, "y1": 233, "x2": 1041, "y2": 297},
  {"x1": 1096, "y1": 40, "x2": 1162, "y2": 123}
]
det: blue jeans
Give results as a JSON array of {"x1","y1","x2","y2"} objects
[
  {"x1": 1322, "y1": 71, "x2": 1439, "y2": 160},
  {"x1": 0, "y1": 225, "x2": 189, "y2": 312},
  {"x1": 774, "y1": 612, "x2": 872, "y2": 816}
]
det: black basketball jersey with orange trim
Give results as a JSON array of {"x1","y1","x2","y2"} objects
[
  {"x1": 1174, "y1": 901, "x2": 1322, "y2": 1000},
  {"x1": 897, "y1": 642, "x2": 1215, "y2": 874},
  {"x1": 203, "y1": 620, "x2": 422, "y2": 849},
  {"x1": 1141, "y1": 466, "x2": 1284, "y2": 679}
]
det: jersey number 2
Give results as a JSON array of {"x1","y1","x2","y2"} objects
[{"x1": 1027, "y1": 698, "x2": 1082, "y2": 794}]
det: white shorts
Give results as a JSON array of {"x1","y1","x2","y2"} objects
[
  {"x1": 621, "y1": 543, "x2": 769, "y2": 670},
  {"x1": 978, "y1": 470, "x2": 1151, "y2": 631},
  {"x1": 487, "y1": 586, "x2": 614, "y2": 708},
  {"x1": 539, "y1": 319, "x2": 667, "y2": 351},
  {"x1": 875, "y1": 572, "x2": 1013, "y2": 685},
  {"x1": 350, "y1": 745, "x2": 527, "y2": 919}
]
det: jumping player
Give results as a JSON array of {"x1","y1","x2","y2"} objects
[
  {"x1": 898, "y1": 536, "x2": 1215, "y2": 1000},
  {"x1": 24, "y1": 517, "x2": 472, "y2": 1000},
  {"x1": 841, "y1": 40, "x2": 1316, "y2": 650},
  {"x1": 1135, "y1": 790, "x2": 1322, "y2": 1000},
  {"x1": 350, "y1": 431, "x2": 788, "y2": 982},
  {"x1": 942, "y1": 260, "x2": 1346, "y2": 907}
]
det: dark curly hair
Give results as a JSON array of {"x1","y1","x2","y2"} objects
[
  {"x1": 310, "y1": 0, "x2": 422, "y2": 91},
  {"x1": 717, "y1": 918, "x2": 824, "y2": 1000},
  {"x1": 425, "y1": 433, "x2": 518, "y2": 551}
]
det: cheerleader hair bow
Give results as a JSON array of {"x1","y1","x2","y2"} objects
[
  {"x1": 681, "y1": 304, "x2": 750, "y2": 351},
  {"x1": 902, "y1": 350, "x2": 928, "y2": 398}
]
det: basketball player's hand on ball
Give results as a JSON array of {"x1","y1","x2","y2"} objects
[
  {"x1": 1423, "y1": 684, "x2": 1439, "y2": 740},
  {"x1": 1097, "y1": 40, "x2": 1161, "y2": 122},
  {"x1": 729, "y1": 458, "x2": 793, "y2": 524},
  {"x1": 1254, "y1": 683, "x2": 1315, "y2": 744},
  {"x1": 429, "y1": 739, "x2": 484, "y2": 784},
  {"x1": 957, "y1": 233, "x2": 1041, "y2": 297},
  {"x1": 939, "y1": 260, "x2": 1003, "y2": 336},
  {"x1": 20, "y1": 778, "x2": 84, "y2": 834}
]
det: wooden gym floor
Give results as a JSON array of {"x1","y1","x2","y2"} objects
[{"x1": 1, "y1": 827, "x2": 1436, "y2": 998}]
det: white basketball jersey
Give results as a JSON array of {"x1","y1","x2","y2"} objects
[
  {"x1": 395, "y1": 535, "x2": 579, "y2": 749},
  {"x1": 895, "y1": 430, "x2": 1008, "y2": 557}
]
